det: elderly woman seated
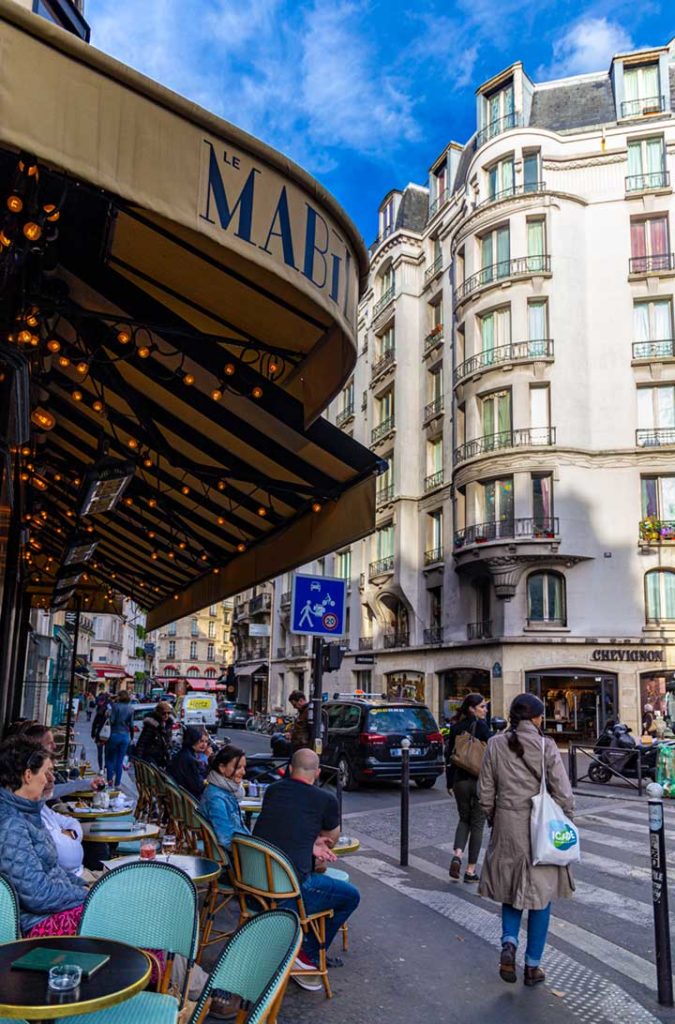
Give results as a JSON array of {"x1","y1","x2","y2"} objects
[{"x1": 0, "y1": 737, "x2": 88, "y2": 935}]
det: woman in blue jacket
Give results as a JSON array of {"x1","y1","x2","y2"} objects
[{"x1": 199, "y1": 745, "x2": 250, "y2": 850}]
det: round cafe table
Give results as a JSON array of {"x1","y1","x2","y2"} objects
[
  {"x1": 104, "y1": 854, "x2": 221, "y2": 883},
  {"x1": 240, "y1": 798, "x2": 263, "y2": 828},
  {"x1": 66, "y1": 806, "x2": 134, "y2": 821},
  {"x1": 0, "y1": 935, "x2": 151, "y2": 1021}
]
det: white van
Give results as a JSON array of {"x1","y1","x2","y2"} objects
[{"x1": 176, "y1": 693, "x2": 219, "y2": 733}]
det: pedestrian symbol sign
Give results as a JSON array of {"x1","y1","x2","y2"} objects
[{"x1": 290, "y1": 574, "x2": 347, "y2": 637}]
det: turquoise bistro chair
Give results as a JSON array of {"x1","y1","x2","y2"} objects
[{"x1": 0, "y1": 872, "x2": 20, "y2": 942}]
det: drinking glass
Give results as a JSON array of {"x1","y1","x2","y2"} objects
[
  {"x1": 161, "y1": 834, "x2": 176, "y2": 861},
  {"x1": 140, "y1": 840, "x2": 157, "y2": 860},
  {"x1": 48, "y1": 965, "x2": 82, "y2": 992}
]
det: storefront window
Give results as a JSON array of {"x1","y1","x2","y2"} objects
[
  {"x1": 386, "y1": 672, "x2": 425, "y2": 702},
  {"x1": 528, "y1": 672, "x2": 616, "y2": 742},
  {"x1": 439, "y1": 669, "x2": 490, "y2": 722},
  {"x1": 639, "y1": 673, "x2": 672, "y2": 732}
]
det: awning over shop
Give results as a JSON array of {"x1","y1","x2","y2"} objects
[
  {"x1": 187, "y1": 681, "x2": 226, "y2": 692},
  {"x1": 0, "y1": 2, "x2": 378, "y2": 629},
  {"x1": 234, "y1": 663, "x2": 268, "y2": 678}
]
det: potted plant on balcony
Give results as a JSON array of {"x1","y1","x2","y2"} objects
[{"x1": 640, "y1": 516, "x2": 661, "y2": 543}]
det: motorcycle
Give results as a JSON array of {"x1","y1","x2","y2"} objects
[
  {"x1": 245, "y1": 751, "x2": 286, "y2": 785},
  {"x1": 589, "y1": 722, "x2": 659, "y2": 784}
]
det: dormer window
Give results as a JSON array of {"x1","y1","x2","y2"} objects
[
  {"x1": 429, "y1": 164, "x2": 448, "y2": 220},
  {"x1": 622, "y1": 64, "x2": 664, "y2": 119},
  {"x1": 382, "y1": 198, "x2": 395, "y2": 239},
  {"x1": 478, "y1": 81, "x2": 518, "y2": 147}
]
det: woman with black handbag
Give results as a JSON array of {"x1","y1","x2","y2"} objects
[{"x1": 445, "y1": 693, "x2": 490, "y2": 883}]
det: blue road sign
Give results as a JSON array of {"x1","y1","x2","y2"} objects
[{"x1": 290, "y1": 574, "x2": 347, "y2": 637}]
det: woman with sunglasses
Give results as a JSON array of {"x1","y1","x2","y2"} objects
[{"x1": 446, "y1": 693, "x2": 490, "y2": 883}]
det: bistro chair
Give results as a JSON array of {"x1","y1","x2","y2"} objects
[
  {"x1": 230, "y1": 834, "x2": 334, "y2": 998},
  {"x1": 78, "y1": 861, "x2": 199, "y2": 1006},
  {"x1": 0, "y1": 872, "x2": 20, "y2": 942},
  {"x1": 63, "y1": 993, "x2": 178, "y2": 1024},
  {"x1": 190, "y1": 909, "x2": 302, "y2": 1024},
  {"x1": 193, "y1": 815, "x2": 238, "y2": 958},
  {"x1": 132, "y1": 758, "x2": 154, "y2": 821}
]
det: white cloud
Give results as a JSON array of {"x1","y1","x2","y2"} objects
[{"x1": 543, "y1": 16, "x2": 634, "y2": 79}]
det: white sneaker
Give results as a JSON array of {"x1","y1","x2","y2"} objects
[{"x1": 292, "y1": 955, "x2": 323, "y2": 991}]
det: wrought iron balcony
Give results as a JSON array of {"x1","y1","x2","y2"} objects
[
  {"x1": 290, "y1": 642, "x2": 308, "y2": 658},
  {"x1": 249, "y1": 593, "x2": 271, "y2": 614},
  {"x1": 427, "y1": 188, "x2": 449, "y2": 222},
  {"x1": 239, "y1": 640, "x2": 270, "y2": 661},
  {"x1": 373, "y1": 285, "x2": 396, "y2": 319},
  {"x1": 276, "y1": 646, "x2": 286, "y2": 658},
  {"x1": 467, "y1": 620, "x2": 492, "y2": 640},
  {"x1": 477, "y1": 180, "x2": 547, "y2": 209},
  {"x1": 626, "y1": 170, "x2": 670, "y2": 193},
  {"x1": 280, "y1": 590, "x2": 292, "y2": 608},
  {"x1": 454, "y1": 427, "x2": 556, "y2": 464},
  {"x1": 424, "y1": 546, "x2": 443, "y2": 566},
  {"x1": 424, "y1": 326, "x2": 444, "y2": 355},
  {"x1": 369, "y1": 224, "x2": 395, "y2": 254},
  {"x1": 424, "y1": 396, "x2": 444, "y2": 422},
  {"x1": 371, "y1": 416, "x2": 395, "y2": 445},
  {"x1": 424, "y1": 469, "x2": 444, "y2": 492},
  {"x1": 632, "y1": 339, "x2": 674, "y2": 360},
  {"x1": 424, "y1": 254, "x2": 443, "y2": 286},
  {"x1": 376, "y1": 483, "x2": 395, "y2": 506},
  {"x1": 372, "y1": 347, "x2": 395, "y2": 379},
  {"x1": 639, "y1": 518, "x2": 675, "y2": 543},
  {"x1": 476, "y1": 111, "x2": 523, "y2": 148},
  {"x1": 454, "y1": 340, "x2": 553, "y2": 385},
  {"x1": 454, "y1": 517, "x2": 559, "y2": 549},
  {"x1": 358, "y1": 636, "x2": 373, "y2": 650},
  {"x1": 369, "y1": 556, "x2": 394, "y2": 579},
  {"x1": 383, "y1": 630, "x2": 409, "y2": 649},
  {"x1": 423, "y1": 626, "x2": 443, "y2": 645},
  {"x1": 233, "y1": 603, "x2": 247, "y2": 621},
  {"x1": 336, "y1": 403, "x2": 355, "y2": 428},
  {"x1": 629, "y1": 253, "x2": 675, "y2": 275},
  {"x1": 621, "y1": 96, "x2": 665, "y2": 119},
  {"x1": 454, "y1": 255, "x2": 551, "y2": 304},
  {"x1": 636, "y1": 428, "x2": 675, "y2": 447}
]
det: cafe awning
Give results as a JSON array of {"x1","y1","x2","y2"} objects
[
  {"x1": 0, "y1": 2, "x2": 378, "y2": 629},
  {"x1": 234, "y1": 663, "x2": 268, "y2": 678}
]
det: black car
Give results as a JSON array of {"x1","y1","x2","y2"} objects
[
  {"x1": 219, "y1": 701, "x2": 251, "y2": 729},
  {"x1": 322, "y1": 698, "x2": 445, "y2": 790}
]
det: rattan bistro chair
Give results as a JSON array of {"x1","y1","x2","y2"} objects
[
  {"x1": 190, "y1": 910, "x2": 302, "y2": 1024},
  {"x1": 230, "y1": 834, "x2": 333, "y2": 998},
  {"x1": 193, "y1": 815, "x2": 237, "y2": 957},
  {"x1": 0, "y1": 872, "x2": 20, "y2": 942}
]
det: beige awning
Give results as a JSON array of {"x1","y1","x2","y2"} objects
[{"x1": 0, "y1": 2, "x2": 378, "y2": 629}]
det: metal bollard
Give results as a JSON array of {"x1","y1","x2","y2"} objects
[
  {"x1": 400, "y1": 737, "x2": 410, "y2": 867},
  {"x1": 647, "y1": 782, "x2": 674, "y2": 1006},
  {"x1": 568, "y1": 744, "x2": 577, "y2": 788}
]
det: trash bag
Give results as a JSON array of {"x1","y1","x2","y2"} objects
[{"x1": 656, "y1": 744, "x2": 675, "y2": 793}]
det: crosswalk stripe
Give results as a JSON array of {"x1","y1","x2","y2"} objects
[
  {"x1": 578, "y1": 849, "x2": 652, "y2": 883},
  {"x1": 581, "y1": 828, "x2": 675, "y2": 863},
  {"x1": 572, "y1": 879, "x2": 673, "y2": 930},
  {"x1": 581, "y1": 813, "x2": 675, "y2": 843}
]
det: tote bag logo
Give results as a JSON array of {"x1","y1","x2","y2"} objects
[{"x1": 549, "y1": 820, "x2": 577, "y2": 851}]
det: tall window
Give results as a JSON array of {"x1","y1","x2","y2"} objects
[
  {"x1": 523, "y1": 151, "x2": 541, "y2": 193},
  {"x1": 429, "y1": 586, "x2": 443, "y2": 628},
  {"x1": 527, "y1": 572, "x2": 566, "y2": 625},
  {"x1": 532, "y1": 473, "x2": 554, "y2": 524},
  {"x1": 209, "y1": 604, "x2": 217, "y2": 615},
  {"x1": 434, "y1": 164, "x2": 447, "y2": 205},
  {"x1": 376, "y1": 389, "x2": 394, "y2": 427},
  {"x1": 487, "y1": 156, "x2": 514, "y2": 200},
  {"x1": 341, "y1": 379, "x2": 355, "y2": 414},
  {"x1": 530, "y1": 385, "x2": 550, "y2": 441},
  {"x1": 378, "y1": 325, "x2": 395, "y2": 359},
  {"x1": 167, "y1": 640, "x2": 176, "y2": 659},
  {"x1": 481, "y1": 225, "x2": 510, "y2": 283},
  {"x1": 190, "y1": 618, "x2": 199, "y2": 636},
  {"x1": 483, "y1": 81, "x2": 515, "y2": 139},
  {"x1": 645, "y1": 570, "x2": 675, "y2": 622},
  {"x1": 482, "y1": 389, "x2": 511, "y2": 442},
  {"x1": 481, "y1": 478, "x2": 514, "y2": 534},
  {"x1": 642, "y1": 477, "x2": 675, "y2": 521},
  {"x1": 336, "y1": 550, "x2": 352, "y2": 580},
  {"x1": 167, "y1": 621, "x2": 177, "y2": 636},
  {"x1": 208, "y1": 621, "x2": 216, "y2": 639},
  {"x1": 376, "y1": 524, "x2": 394, "y2": 561},
  {"x1": 376, "y1": 454, "x2": 394, "y2": 501},
  {"x1": 633, "y1": 299, "x2": 673, "y2": 358},
  {"x1": 381, "y1": 198, "x2": 395, "y2": 237},
  {"x1": 479, "y1": 306, "x2": 510, "y2": 360},
  {"x1": 631, "y1": 216, "x2": 670, "y2": 272},
  {"x1": 164, "y1": 667, "x2": 178, "y2": 678},
  {"x1": 627, "y1": 137, "x2": 666, "y2": 191},
  {"x1": 204, "y1": 668, "x2": 217, "y2": 679},
  {"x1": 623, "y1": 64, "x2": 662, "y2": 117},
  {"x1": 427, "y1": 366, "x2": 442, "y2": 404},
  {"x1": 187, "y1": 668, "x2": 200, "y2": 678},
  {"x1": 427, "y1": 509, "x2": 443, "y2": 556},
  {"x1": 380, "y1": 264, "x2": 395, "y2": 297},
  {"x1": 527, "y1": 300, "x2": 548, "y2": 356},
  {"x1": 427, "y1": 437, "x2": 443, "y2": 478},
  {"x1": 207, "y1": 644, "x2": 215, "y2": 661},
  {"x1": 431, "y1": 299, "x2": 443, "y2": 331},
  {"x1": 190, "y1": 641, "x2": 197, "y2": 659},
  {"x1": 527, "y1": 219, "x2": 546, "y2": 271},
  {"x1": 637, "y1": 385, "x2": 675, "y2": 444}
]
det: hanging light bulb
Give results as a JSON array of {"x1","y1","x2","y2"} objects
[
  {"x1": 6, "y1": 194, "x2": 23, "y2": 213},
  {"x1": 224, "y1": 363, "x2": 235, "y2": 376},
  {"x1": 167, "y1": 550, "x2": 175, "y2": 560},
  {"x1": 57, "y1": 355, "x2": 70, "y2": 368},
  {"x1": 178, "y1": 541, "x2": 186, "y2": 550},
  {"x1": 147, "y1": 530, "x2": 156, "y2": 539},
  {"x1": 92, "y1": 400, "x2": 104, "y2": 414},
  {"x1": 142, "y1": 456, "x2": 153, "y2": 468},
  {"x1": 311, "y1": 501, "x2": 322, "y2": 513},
  {"x1": 251, "y1": 386, "x2": 263, "y2": 399},
  {"x1": 117, "y1": 329, "x2": 131, "y2": 344},
  {"x1": 127, "y1": 438, "x2": 138, "y2": 450},
  {"x1": 43, "y1": 204, "x2": 60, "y2": 222},
  {"x1": 211, "y1": 388, "x2": 223, "y2": 402},
  {"x1": 181, "y1": 485, "x2": 190, "y2": 495},
  {"x1": 137, "y1": 345, "x2": 151, "y2": 359},
  {"x1": 30, "y1": 407, "x2": 56, "y2": 431},
  {"x1": 22, "y1": 222, "x2": 42, "y2": 242},
  {"x1": 75, "y1": 361, "x2": 88, "y2": 376},
  {"x1": 217, "y1": 481, "x2": 226, "y2": 491},
  {"x1": 183, "y1": 372, "x2": 195, "y2": 386},
  {"x1": 17, "y1": 329, "x2": 31, "y2": 344},
  {"x1": 148, "y1": 498, "x2": 158, "y2": 508},
  {"x1": 72, "y1": 389, "x2": 83, "y2": 402},
  {"x1": 46, "y1": 338, "x2": 61, "y2": 353},
  {"x1": 257, "y1": 506, "x2": 267, "y2": 517},
  {"x1": 269, "y1": 361, "x2": 279, "y2": 374},
  {"x1": 217, "y1": 516, "x2": 225, "y2": 526},
  {"x1": 25, "y1": 312, "x2": 39, "y2": 328},
  {"x1": 151, "y1": 551, "x2": 159, "y2": 561},
  {"x1": 236, "y1": 542, "x2": 247, "y2": 553},
  {"x1": 123, "y1": 496, "x2": 133, "y2": 506}
]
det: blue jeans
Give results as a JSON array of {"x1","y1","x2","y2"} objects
[
  {"x1": 501, "y1": 903, "x2": 552, "y2": 967},
  {"x1": 105, "y1": 733, "x2": 130, "y2": 787},
  {"x1": 283, "y1": 872, "x2": 360, "y2": 962}
]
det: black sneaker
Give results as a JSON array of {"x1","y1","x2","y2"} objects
[
  {"x1": 449, "y1": 856, "x2": 461, "y2": 881},
  {"x1": 464, "y1": 871, "x2": 479, "y2": 883}
]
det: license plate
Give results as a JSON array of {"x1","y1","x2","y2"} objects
[{"x1": 391, "y1": 747, "x2": 422, "y2": 757}]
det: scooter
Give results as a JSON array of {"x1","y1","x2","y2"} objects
[
  {"x1": 245, "y1": 751, "x2": 286, "y2": 785},
  {"x1": 589, "y1": 722, "x2": 659, "y2": 784}
]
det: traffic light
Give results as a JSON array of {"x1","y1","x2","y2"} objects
[{"x1": 321, "y1": 643, "x2": 345, "y2": 673}]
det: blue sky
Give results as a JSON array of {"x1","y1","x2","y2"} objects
[{"x1": 88, "y1": 0, "x2": 672, "y2": 244}]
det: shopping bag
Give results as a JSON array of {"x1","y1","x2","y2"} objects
[
  {"x1": 530, "y1": 739, "x2": 580, "y2": 866},
  {"x1": 98, "y1": 719, "x2": 111, "y2": 742},
  {"x1": 450, "y1": 723, "x2": 486, "y2": 777}
]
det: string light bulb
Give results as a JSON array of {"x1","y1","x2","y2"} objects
[
  {"x1": 257, "y1": 506, "x2": 267, "y2": 517},
  {"x1": 312, "y1": 501, "x2": 322, "y2": 513},
  {"x1": 75, "y1": 361, "x2": 88, "y2": 376},
  {"x1": 217, "y1": 481, "x2": 226, "y2": 491},
  {"x1": 251, "y1": 386, "x2": 263, "y2": 399},
  {"x1": 22, "y1": 222, "x2": 42, "y2": 241},
  {"x1": 269, "y1": 361, "x2": 279, "y2": 374},
  {"x1": 57, "y1": 355, "x2": 70, "y2": 368},
  {"x1": 181, "y1": 485, "x2": 190, "y2": 495},
  {"x1": 211, "y1": 388, "x2": 223, "y2": 402},
  {"x1": 117, "y1": 329, "x2": 131, "y2": 344},
  {"x1": 137, "y1": 345, "x2": 151, "y2": 359},
  {"x1": 92, "y1": 400, "x2": 104, "y2": 414},
  {"x1": 6, "y1": 194, "x2": 23, "y2": 213},
  {"x1": 183, "y1": 372, "x2": 195, "y2": 386},
  {"x1": 43, "y1": 204, "x2": 60, "y2": 222},
  {"x1": 72, "y1": 389, "x2": 83, "y2": 402},
  {"x1": 148, "y1": 498, "x2": 157, "y2": 508},
  {"x1": 17, "y1": 329, "x2": 31, "y2": 344},
  {"x1": 26, "y1": 312, "x2": 39, "y2": 328},
  {"x1": 236, "y1": 542, "x2": 246, "y2": 553},
  {"x1": 142, "y1": 456, "x2": 153, "y2": 468},
  {"x1": 147, "y1": 530, "x2": 156, "y2": 539},
  {"x1": 30, "y1": 407, "x2": 55, "y2": 431},
  {"x1": 47, "y1": 338, "x2": 61, "y2": 353},
  {"x1": 123, "y1": 496, "x2": 133, "y2": 506},
  {"x1": 217, "y1": 516, "x2": 225, "y2": 526},
  {"x1": 127, "y1": 438, "x2": 138, "y2": 449}
]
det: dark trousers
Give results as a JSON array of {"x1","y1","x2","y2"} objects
[{"x1": 453, "y1": 777, "x2": 485, "y2": 863}]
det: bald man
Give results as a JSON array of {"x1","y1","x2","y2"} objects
[{"x1": 254, "y1": 748, "x2": 360, "y2": 985}]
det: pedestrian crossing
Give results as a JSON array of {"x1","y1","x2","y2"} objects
[{"x1": 345, "y1": 796, "x2": 675, "y2": 1024}]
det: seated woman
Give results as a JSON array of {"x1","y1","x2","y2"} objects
[
  {"x1": 0, "y1": 737, "x2": 88, "y2": 935},
  {"x1": 168, "y1": 725, "x2": 208, "y2": 800},
  {"x1": 199, "y1": 745, "x2": 250, "y2": 850}
]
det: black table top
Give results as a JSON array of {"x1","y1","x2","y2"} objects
[{"x1": 0, "y1": 935, "x2": 151, "y2": 1019}]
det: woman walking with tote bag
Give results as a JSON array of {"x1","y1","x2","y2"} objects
[
  {"x1": 478, "y1": 693, "x2": 575, "y2": 986},
  {"x1": 445, "y1": 693, "x2": 490, "y2": 883}
]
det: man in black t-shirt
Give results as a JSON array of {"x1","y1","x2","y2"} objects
[{"x1": 254, "y1": 749, "x2": 360, "y2": 981}]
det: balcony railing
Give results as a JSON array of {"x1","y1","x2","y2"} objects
[
  {"x1": 336, "y1": 403, "x2": 355, "y2": 428},
  {"x1": 454, "y1": 255, "x2": 551, "y2": 304},
  {"x1": 424, "y1": 326, "x2": 444, "y2": 355},
  {"x1": 384, "y1": 630, "x2": 409, "y2": 649},
  {"x1": 424, "y1": 546, "x2": 443, "y2": 565},
  {"x1": 640, "y1": 518, "x2": 675, "y2": 544},
  {"x1": 636, "y1": 428, "x2": 675, "y2": 447},
  {"x1": 233, "y1": 603, "x2": 247, "y2": 620},
  {"x1": 629, "y1": 253, "x2": 675, "y2": 275},
  {"x1": 477, "y1": 180, "x2": 547, "y2": 209},
  {"x1": 454, "y1": 340, "x2": 553, "y2": 385},
  {"x1": 454, "y1": 516, "x2": 559, "y2": 549},
  {"x1": 476, "y1": 111, "x2": 523, "y2": 148},
  {"x1": 632, "y1": 339, "x2": 674, "y2": 360},
  {"x1": 239, "y1": 640, "x2": 270, "y2": 661},
  {"x1": 373, "y1": 285, "x2": 396, "y2": 319},
  {"x1": 372, "y1": 347, "x2": 395, "y2": 378},
  {"x1": 376, "y1": 483, "x2": 395, "y2": 506},
  {"x1": 467, "y1": 620, "x2": 492, "y2": 640},
  {"x1": 276, "y1": 646, "x2": 286, "y2": 658},
  {"x1": 280, "y1": 590, "x2": 292, "y2": 608},
  {"x1": 371, "y1": 416, "x2": 395, "y2": 444},
  {"x1": 424, "y1": 469, "x2": 444, "y2": 492},
  {"x1": 369, "y1": 224, "x2": 395, "y2": 254},
  {"x1": 250, "y1": 593, "x2": 271, "y2": 614},
  {"x1": 369, "y1": 556, "x2": 394, "y2": 579},
  {"x1": 290, "y1": 642, "x2": 308, "y2": 658},
  {"x1": 427, "y1": 188, "x2": 449, "y2": 222},
  {"x1": 424, "y1": 254, "x2": 443, "y2": 285},
  {"x1": 626, "y1": 170, "x2": 670, "y2": 193},
  {"x1": 424, "y1": 395, "x2": 444, "y2": 422},
  {"x1": 423, "y1": 626, "x2": 443, "y2": 645},
  {"x1": 621, "y1": 96, "x2": 665, "y2": 119},
  {"x1": 358, "y1": 636, "x2": 373, "y2": 650},
  {"x1": 454, "y1": 427, "x2": 556, "y2": 464}
]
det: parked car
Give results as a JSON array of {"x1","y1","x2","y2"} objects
[
  {"x1": 218, "y1": 701, "x2": 251, "y2": 729},
  {"x1": 321, "y1": 697, "x2": 445, "y2": 790},
  {"x1": 174, "y1": 693, "x2": 219, "y2": 733}
]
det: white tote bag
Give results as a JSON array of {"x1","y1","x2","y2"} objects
[
  {"x1": 530, "y1": 739, "x2": 580, "y2": 866},
  {"x1": 98, "y1": 718, "x2": 111, "y2": 742}
]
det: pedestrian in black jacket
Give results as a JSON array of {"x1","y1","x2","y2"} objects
[
  {"x1": 446, "y1": 693, "x2": 490, "y2": 884},
  {"x1": 168, "y1": 725, "x2": 208, "y2": 799},
  {"x1": 134, "y1": 702, "x2": 174, "y2": 768},
  {"x1": 90, "y1": 699, "x2": 110, "y2": 771}
]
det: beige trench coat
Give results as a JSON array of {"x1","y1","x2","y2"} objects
[{"x1": 478, "y1": 720, "x2": 575, "y2": 910}]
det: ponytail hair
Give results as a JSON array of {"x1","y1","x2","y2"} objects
[
  {"x1": 451, "y1": 693, "x2": 485, "y2": 725},
  {"x1": 507, "y1": 693, "x2": 545, "y2": 758}
]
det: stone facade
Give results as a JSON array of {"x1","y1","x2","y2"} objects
[{"x1": 150, "y1": 601, "x2": 234, "y2": 688}]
